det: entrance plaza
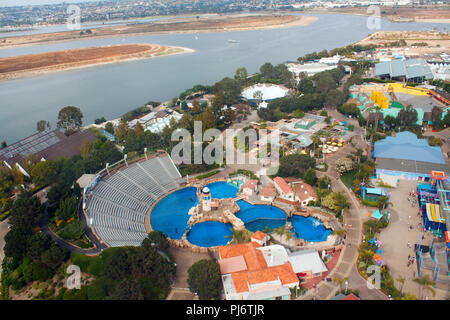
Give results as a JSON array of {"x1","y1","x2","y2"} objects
[{"x1": 378, "y1": 180, "x2": 449, "y2": 299}]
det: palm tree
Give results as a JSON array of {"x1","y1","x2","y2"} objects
[
  {"x1": 227, "y1": 229, "x2": 252, "y2": 244},
  {"x1": 377, "y1": 196, "x2": 393, "y2": 210},
  {"x1": 397, "y1": 276, "x2": 406, "y2": 295},
  {"x1": 333, "y1": 277, "x2": 349, "y2": 292},
  {"x1": 413, "y1": 275, "x2": 436, "y2": 300}
]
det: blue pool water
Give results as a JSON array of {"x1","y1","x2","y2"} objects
[
  {"x1": 236, "y1": 200, "x2": 287, "y2": 232},
  {"x1": 291, "y1": 216, "x2": 332, "y2": 242},
  {"x1": 205, "y1": 181, "x2": 238, "y2": 199},
  {"x1": 150, "y1": 185, "x2": 331, "y2": 246},
  {"x1": 150, "y1": 187, "x2": 198, "y2": 240},
  {"x1": 187, "y1": 221, "x2": 233, "y2": 247}
]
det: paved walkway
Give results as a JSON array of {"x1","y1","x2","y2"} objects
[
  {"x1": 300, "y1": 155, "x2": 387, "y2": 300},
  {"x1": 0, "y1": 219, "x2": 9, "y2": 273}
]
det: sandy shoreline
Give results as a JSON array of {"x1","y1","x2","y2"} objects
[
  {"x1": 0, "y1": 44, "x2": 195, "y2": 82},
  {"x1": 0, "y1": 15, "x2": 317, "y2": 50}
]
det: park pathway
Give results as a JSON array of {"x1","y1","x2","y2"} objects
[{"x1": 298, "y1": 165, "x2": 387, "y2": 300}]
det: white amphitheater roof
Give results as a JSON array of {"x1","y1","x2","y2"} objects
[{"x1": 241, "y1": 84, "x2": 288, "y2": 101}]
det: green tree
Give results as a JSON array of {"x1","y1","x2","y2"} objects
[
  {"x1": 55, "y1": 196, "x2": 78, "y2": 221},
  {"x1": 187, "y1": 259, "x2": 222, "y2": 300},
  {"x1": 104, "y1": 122, "x2": 115, "y2": 135},
  {"x1": 336, "y1": 157, "x2": 354, "y2": 175},
  {"x1": 234, "y1": 67, "x2": 248, "y2": 84},
  {"x1": 30, "y1": 160, "x2": 57, "y2": 186},
  {"x1": 322, "y1": 192, "x2": 350, "y2": 215},
  {"x1": 8, "y1": 192, "x2": 44, "y2": 233},
  {"x1": 116, "y1": 121, "x2": 129, "y2": 143},
  {"x1": 324, "y1": 89, "x2": 345, "y2": 109},
  {"x1": 57, "y1": 106, "x2": 84, "y2": 134},
  {"x1": 303, "y1": 168, "x2": 318, "y2": 186},
  {"x1": 4, "y1": 227, "x2": 29, "y2": 260},
  {"x1": 36, "y1": 120, "x2": 50, "y2": 132},
  {"x1": 277, "y1": 154, "x2": 316, "y2": 178},
  {"x1": 199, "y1": 108, "x2": 217, "y2": 132},
  {"x1": 213, "y1": 77, "x2": 242, "y2": 106},
  {"x1": 144, "y1": 231, "x2": 170, "y2": 251},
  {"x1": 397, "y1": 106, "x2": 418, "y2": 126}
]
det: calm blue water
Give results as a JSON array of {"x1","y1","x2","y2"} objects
[
  {"x1": 291, "y1": 215, "x2": 332, "y2": 242},
  {"x1": 150, "y1": 186, "x2": 332, "y2": 244},
  {"x1": 0, "y1": 14, "x2": 447, "y2": 143},
  {"x1": 236, "y1": 199, "x2": 287, "y2": 232},
  {"x1": 205, "y1": 181, "x2": 238, "y2": 199},
  {"x1": 186, "y1": 221, "x2": 233, "y2": 247},
  {"x1": 149, "y1": 186, "x2": 197, "y2": 240}
]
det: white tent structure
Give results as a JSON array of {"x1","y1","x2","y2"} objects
[{"x1": 241, "y1": 83, "x2": 289, "y2": 108}]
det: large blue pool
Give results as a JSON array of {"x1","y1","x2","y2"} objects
[
  {"x1": 291, "y1": 216, "x2": 332, "y2": 242},
  {"x1": 187, "y1": 221, "x2": 233, "y2": 247},
  {"x1": 150, "y1": 183, "x2": 331, "y2": 246},
  {"x1": 150, "y1": 187, "x2": 198, "y2": 240}
]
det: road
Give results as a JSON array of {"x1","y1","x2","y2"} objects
[{"x1": 0, "y1": 219, "x2": 9, "y2": 272}]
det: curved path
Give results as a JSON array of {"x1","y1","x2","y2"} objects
[
  {"x1": 40, "y1": 212, "x2": 106, "y2": 256},
  {"x1": 299, "y1": 129, "x2": 388, "y2": 300},
  {"x1": 298, "y1": 170, "x2": 387, "y2": 300}
]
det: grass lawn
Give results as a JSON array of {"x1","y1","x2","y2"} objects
[{"x1": 340, "y1": 170, "x2": 356, "y2": 189}]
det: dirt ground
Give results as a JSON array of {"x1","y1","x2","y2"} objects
[
  {"x1": 0, "y1": 14, "x2": 317, "y2": 49},
  {"x1": 357, "y1": 31, "x2": 450, "y2": 56},
  {"x1": 0, "y1": 44, "x2": 190, "y2": 81},
  {"x1": 378, "y1": 180, "x2": 448, "y2": 300}
]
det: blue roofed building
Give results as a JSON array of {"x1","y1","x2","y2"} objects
[
  {"x1": 374, "y1": 59, "x2": 433, "y2": 83},
  {"x1": 374, "y1": 131, "x2": 449, "y2": 182}
]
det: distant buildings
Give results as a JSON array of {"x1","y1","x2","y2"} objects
[
  {"x1": 0, "y1": 129, "x2": 98, "y2": 176},
  {"x1": 128, "y1": 108, "x2": 182, "y2": 133},
  {"x1": 374, "y1": 59, "x2": 434, "y2": 83},
  {"x1": 287, "y1": 62, "x2": 337, "y2": 80}
]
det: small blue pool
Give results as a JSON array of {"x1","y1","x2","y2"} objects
[
  {"x1": 236, "y1": 200, "x2": 287, "y2": 232},
  {"x1": 205, "y1": 181, "x2": 238, "y2": 199},
  {"x1": 291, "y1": 216, "x2": 332, "y2": 242},
  {"x1": 150, "y1": 187, "x2": 198, "y2": 240},
  {"x1": 187, "y1": 221, "x2": 233, "y2": 247}
]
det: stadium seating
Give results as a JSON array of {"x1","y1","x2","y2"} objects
[{"x1": 85, "y1": 155, "x2": 181, "y2": 247}]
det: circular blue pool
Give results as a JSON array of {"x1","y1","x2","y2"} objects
[
  {"x1": 150, "y1": 187, "x2": 198, "y2": 240},
  {"x1": 291, "y1": 215, "x2": 332, "y2": 242},
  {"x1": 187, "y1": 221, "x2": 233, "y2": 247}
]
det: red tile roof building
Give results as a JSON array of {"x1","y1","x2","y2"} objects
[
  {"x1": 292, "y1": 182, "x2": 318, "y2": 206},
  {"x1": 273, "y1": 177, "x2": 295, "y2": 201},
  {"x1": 218, "y1": 239, "x2": 299, "y2": 300}
]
